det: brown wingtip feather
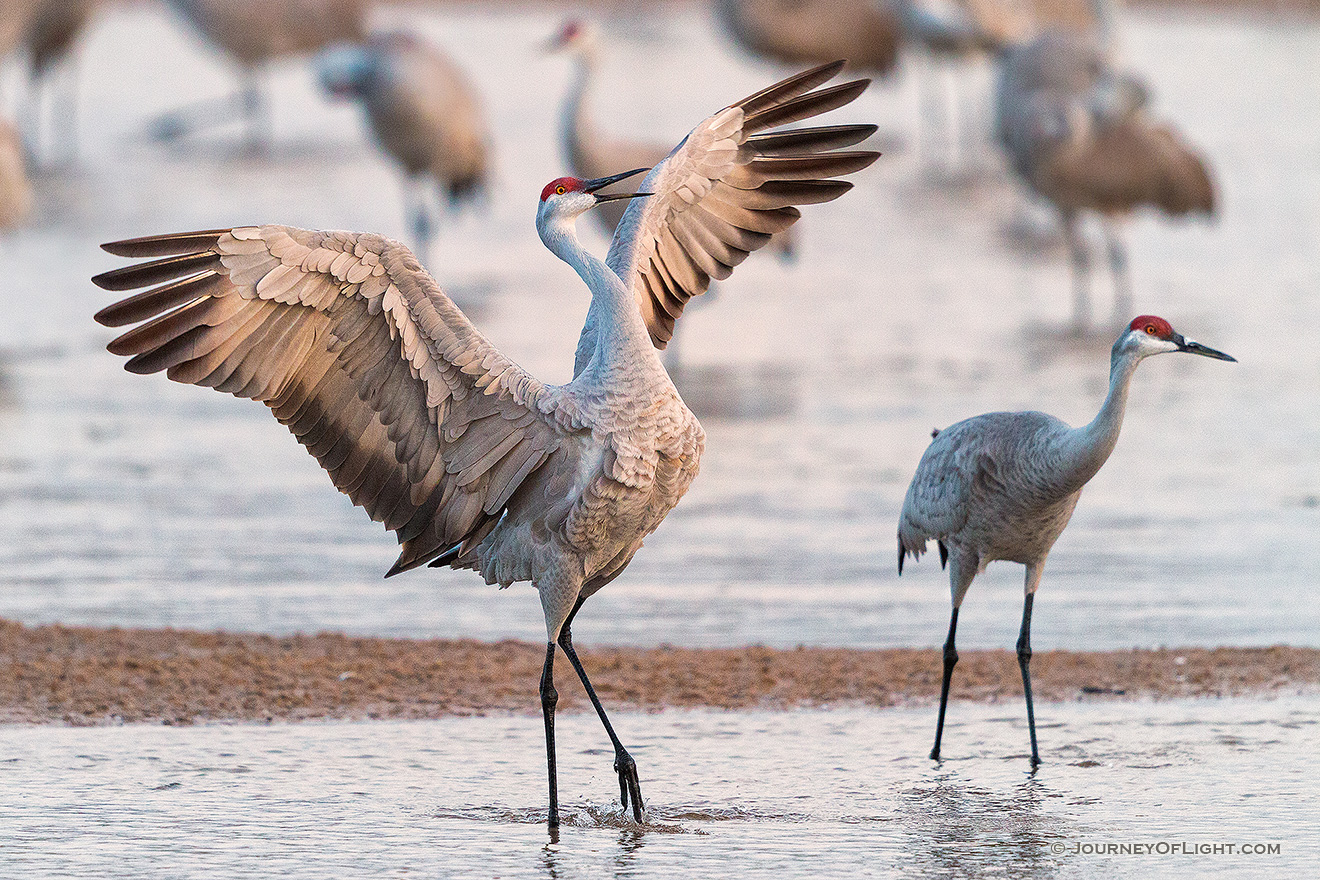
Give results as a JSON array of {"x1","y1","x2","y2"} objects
[
  {"x1": 100, "y1": 229, "x2": 229, "y2": 258},
  {"x1": 94, "y1": 271, "x2": 226, "y2": 328},
  {"x1": 92, "y1": 251, "x2": 222, "y2": 292},
  {"x1": 736, "y1": 61, "x2": 848, "y2": 118},
  {"x1": 744, "y1": 79, "x2": 872, "y2": 135}
]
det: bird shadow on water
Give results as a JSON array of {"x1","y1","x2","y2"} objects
[{"x1": 896, "y1": 774, "x2": 1072, "y2": 880}]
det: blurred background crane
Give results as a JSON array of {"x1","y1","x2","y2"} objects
[
  {"x1": 0, "y1": 118, "x2": 31, "y2": 227},
  {"x1": 713, "y1": 0, "x2": 902, "y2": 79},
  {"x1": 993, "y1": 29, "x2": 1216, "y2": 333},
  {"x1": 316, "y1": 31, "x2": 491, "y2": 253},
  {"x1": 0, "y1": 0, "x2": 100, "y2": 164},
  {"x1": 150, "y1": 0, "x2": 368, "y2": 148}
]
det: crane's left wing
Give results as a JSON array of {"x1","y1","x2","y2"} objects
[
  {"x1": 92, "y1": 226, "x2": 568, "y2": 578},
  {"x1": 597, "y1": 61, "x2": 879, "y2": 362}
]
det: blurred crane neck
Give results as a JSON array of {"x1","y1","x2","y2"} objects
[{"x1": 561, "y1": 49, "x2": 600, "y2": 171}]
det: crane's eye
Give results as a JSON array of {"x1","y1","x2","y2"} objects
[
  {"x1": 1144, "y1": 324, "x2": 1157, "y2": 335},
  {"x1": 555, "y1": 185, "x2": 566, "y2": 195}
]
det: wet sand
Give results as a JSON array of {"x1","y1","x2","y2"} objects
[{"x1": 2, "y1": 620, "x2": 1315, "y2": 725}]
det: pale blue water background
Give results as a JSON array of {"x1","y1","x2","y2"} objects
[{"x1": 0, "y1": 7, "x2": 1314, "y2": 653}]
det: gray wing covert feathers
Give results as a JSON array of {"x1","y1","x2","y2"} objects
[
  {"x1": 898, "y1": 421, "x2": 979, "y2": 568},
  {"x1": 93, "y1": 226, "x2": 563, "y2": 576},
  {"x1": 604, "y1": 61, "x2": 880, "y2": 351}
]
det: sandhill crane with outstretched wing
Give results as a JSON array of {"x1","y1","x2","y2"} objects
[{"x1": 93, "y1": 62, "x2": 878, "y2": 827}]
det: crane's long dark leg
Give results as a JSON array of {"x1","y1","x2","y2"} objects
[
  {"x1": 1101, "y1": 219, "x2": 1132, "y2": 324},
  {"x1": 539, "y1": 641, "x2": 560, "y2": 828},
  {"x1": 930, "y1": 606, "x2": 960, "y2": 761},
  {"x1": 1017, "y1": 592, "x2": 1041, "y2": 768},
  {"x1": 557, "y1": 597, "x2": 644, "y2": 822}
]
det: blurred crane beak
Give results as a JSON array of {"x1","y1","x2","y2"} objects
[
  {"x1": 583, "y1": 168, "x2": 653, "y2": 202},
  {"x1": 1175, "y1": 335, "x2": 1236, "y2": 362}
]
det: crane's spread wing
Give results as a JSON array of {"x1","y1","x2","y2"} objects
[
  {"x1": 601, "y1": 61, "x2": 880, "y2": 354},
  {"x1": 93, "y1": 226, "x2": 564, "y2": 576}
]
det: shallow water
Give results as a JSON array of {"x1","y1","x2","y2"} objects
[
  {"x1": 0, "y1": 7, "x2": 1316, "y2": 650},
  {"x1": 1, "y1": 696, "x2": 1315, "y2": 878}
]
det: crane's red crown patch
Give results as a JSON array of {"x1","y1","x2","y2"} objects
[
  {"x1": 1130, "y1": 315, "x2": 1174, "y2": 339},
  {"x1": 541, "y1": 177, "x2": 582, "y2": 202}
]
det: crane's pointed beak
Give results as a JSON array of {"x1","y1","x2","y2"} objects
[
  {"x1": 595, "y1": 191, "x2": 654, "y2": 203},
  {"x1": 582, "y1": 168, "x2": 649, "y2": 194},
  {"x1": 1175, "y1": 335, "x2": 1236, "y2": 362}
]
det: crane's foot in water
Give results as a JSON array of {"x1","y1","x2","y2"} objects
[{"x1": 614, "y1": 749, "x2": 644, "y2": 823}]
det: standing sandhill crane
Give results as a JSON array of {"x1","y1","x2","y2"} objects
[
  {"x1": 0, "y1": 120, "x2": 32, "y2": 228},
  {"x1": 92, "y1": 62, "x2": 878, "y2": 826},
  {"x1": 994, "y1": 32, "x2": 1214, "y2": 333},
  {"x1": 315, "y1": 32, "x2": 490, "y2": 251},
  {"x1": 898, "y1": 316, "x2": 1234, "y2": 766},
  {"x1": 152, "y1": 0, "x2": 368, "y2": 147},
  {"x1": 714, "y1": 0, "x2": 902, "y2": 78}
]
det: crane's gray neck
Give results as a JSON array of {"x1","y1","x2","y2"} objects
[
  {"x1": 540, "y1": 215, "x2": 663, "y2": 388},
  {"x1": 561, "y1": 50, "x2": 597, "y2": 173},
  {"x1": 1054, "y1": 342, "x2": 1142, "y2": 494}
]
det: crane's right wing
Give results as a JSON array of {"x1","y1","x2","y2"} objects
[
  {"x1": 598, "y1": 61, "x2": 879, "y2": 361},
  {"x1": 93, "y1": 226, "x2": 565, "y2": 576}
]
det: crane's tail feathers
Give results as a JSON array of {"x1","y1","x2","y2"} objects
[
  {"x1": 898, "y1": 536, "x2": 905, "y2": 575},
  {"x1": 386, "y1": 541, "x2": 459, "y2": 578},
  {"x1": 938, "y1": 541, "x2": 949, "y2": 570}
]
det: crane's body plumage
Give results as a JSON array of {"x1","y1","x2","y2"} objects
[
  {"x1": 94, "y1": 62, "x2": 878, "y2": 826},
  {"x1": 165, "y1": 0, "x2": 366, "y2": 68},
  {"x1": 898, "y1": 317, "x2": 1234, "y2": 766},
  {"x1": 900, "y1": 409, "x2": 1083, "y2": 602}
]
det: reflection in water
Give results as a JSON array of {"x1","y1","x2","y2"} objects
[
  {"x1": 540, "y1": 822, "x2": 650, "y2": 880},
  {"x1": 899, "y1": 776, "x2": 1065, "y2": 880},
  {"x1": 0, "y1": 701, "x2": 1314, "y2": 878}
]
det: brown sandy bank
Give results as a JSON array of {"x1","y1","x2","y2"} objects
[{"x1": 1, "y1": 620, "x2": 1315, "y2": 726}]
